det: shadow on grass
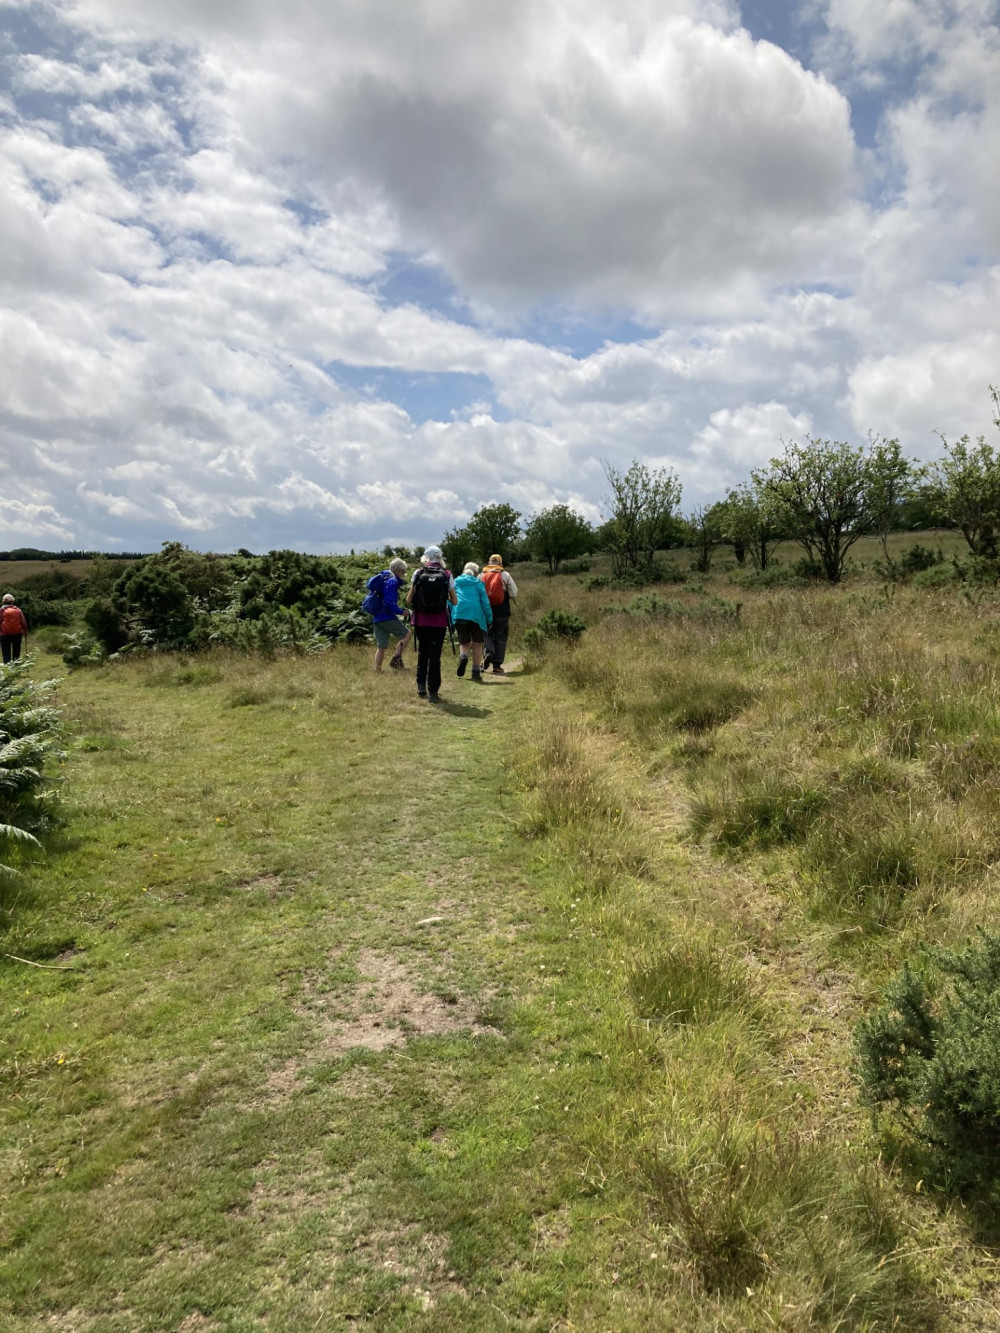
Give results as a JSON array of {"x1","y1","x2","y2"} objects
[{"x1": 434, "y1": 700, "x2": 492, "y2": 719}]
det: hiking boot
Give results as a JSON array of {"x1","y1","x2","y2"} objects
[
  {"x1": 456, "y1": 656, "x2": 468, "y2": 677},
  {"x1": 417, "y1": 690, "x2": 427, "y2": 699},
  {"x1": 482, "y1": 652, "x2": 493, "y2": 671},
  {"x1": 389, "y1": 655, "x2": 405, "y2": 670},
  {"x1": 428, "y1": 693, "x2": 441, "y2": 703},
  {"x1": 471, "y1": 669, "x2": 483, "y2": 682},
  {"x1": 492, "y1": 665, "x2": 505, "y2": 675}
]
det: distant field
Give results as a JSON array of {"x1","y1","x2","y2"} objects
[{"x1": 0, "y1": 558, "x2": 98, "y2": 582}]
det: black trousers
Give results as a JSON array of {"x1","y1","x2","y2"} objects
[
  {"x1": 484, "y1": 616, "x2": 510, "y2": 667},
  {"x1": 0, "y1": 634, "x2": 22, "y2": 665},
  {"x1": 415, "y1": 627, "x2": 447, "y2": 695}
]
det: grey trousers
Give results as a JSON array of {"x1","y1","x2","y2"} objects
[{"x1": 484, "y1": 616, "x2": 510, "y2": 667}]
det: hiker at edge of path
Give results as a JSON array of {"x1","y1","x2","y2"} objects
[
  {"x1": 406, "y1": 546, "x2": 457, "y2": 704},
  {"x1": 479, "y1": 554, "x2": 518, "y2": 674},
  {"x1": 367, "y1": 558, "x2": 412, "y2": 673},
  {"x1": 0, "y1": 593, "x2": 28, "y2": 665},
  {"x1": 452, "y1": 562, "x2": 492, "y2": 683}
]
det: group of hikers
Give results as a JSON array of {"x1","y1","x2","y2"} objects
[
  {"x1": 365, "y1": 547, "x2": 518, "y2": 703},
  {"x1": 0, "y1": 593, "x2": 28, "y2": 665}
]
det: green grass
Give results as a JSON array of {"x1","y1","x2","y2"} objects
[{"x1": 3, "y1": 544, "x2": 1000, "y2": 1328}]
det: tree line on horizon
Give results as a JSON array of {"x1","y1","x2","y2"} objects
[{"x1": 3, "y1": 388, "x2": 1000, "y2": 661}]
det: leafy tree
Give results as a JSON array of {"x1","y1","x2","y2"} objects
[
  {"x1": 524, "y1": 505, "x2": 594, "y2": 572},
  {"x1": 601, "y1": 460, "x2": 682, "y2": 577},
  {"x1": 465, "y1": 503, "x2": 523, "y2": 563},
  {"x1": 684, "y1": 503, "x2": 726, "y2": 573},
  {"x1": 754, "y1": 436, "x2": 911, "y2": 583},
  {"x1": 927, "y1": 396, "x2": 1000, "y2": 558},
  {"x1": 441, "y1": 525, "x2": 477, "y2": 575},
  {"x1": 720, "y1": 484, "x2": 781, "y2": 571}
]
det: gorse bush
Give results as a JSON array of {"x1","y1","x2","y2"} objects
[
  {"x1": 855, "y1": 931, "x2": 1000, "y2": 1188},
  {"x1": 522, "y1": 608, "x2": 586, "y2": 651}
]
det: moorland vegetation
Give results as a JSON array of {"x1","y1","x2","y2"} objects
[{"x1": 4, "y1": 406, "x2": 1000, "y2": 1327}]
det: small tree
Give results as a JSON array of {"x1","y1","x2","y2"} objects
[
  {"x1": 685, "y1": 503, "x2": 726, "y2": 573},
  {"x1": 465, "y1": 503, "x2": 523, "y2": 563},
  {"x1": 754, "y1": 437, "x2": 912, "y2": 583},
  {"x1": 524, "y1": 505, "x2": 594, "y2": 572},
  {"x1": 721, "y1": 484, "x2": 781, "y2": 571},
  {"x1": 441, "y1": 525, "x2": 476, "y2": 574},
  {"x1": 927, "y1": 395, "x2": 1000, "y2": 558},
  {"x1": 602, "y1": 460, "x2": 682, "y2": 577}
]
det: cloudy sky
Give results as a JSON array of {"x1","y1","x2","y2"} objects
[{"x1": 1, "y1": 0, "x2": 998, "y2": 552}]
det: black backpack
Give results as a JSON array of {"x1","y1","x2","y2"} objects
[{"x1": 411, "y1": 566, "x2": 450, "y2": 614}]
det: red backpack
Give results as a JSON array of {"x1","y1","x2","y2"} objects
[
  {"x1": 0, "y1": 605, "x2": 22, "y2": 635},
  {"x1": 482, "y1": 569, "x2": 506, "y2": 607}
]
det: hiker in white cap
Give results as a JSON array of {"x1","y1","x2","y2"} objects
[{"x1": 406, "y1": 547, "x2": 457, "y2": 703}]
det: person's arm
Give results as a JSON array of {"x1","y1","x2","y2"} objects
[
  {"x1": 504, "y1": 572, "x2": 519, "y2": 599},
  {"x1": 479, "y1": 582, "x2": 492, "y2": 624},
  {"x1": 448, "y1": 572, "x2": 458, "y2": 605},
  {"x1": 382, "y1": 576, "x2": 402, "y2": 617},
  {"x1": 19, "y1": 609, "x2": 28, "y2": 634},
  {"x1": 406, "y1": 573, "x2": 416, "y2": 607}
]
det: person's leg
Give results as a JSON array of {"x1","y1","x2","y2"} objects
[
  {"x1": 11, "y1": 635, "x2": 21, "y2": 661},
  {"x1": 390, "y1": 627, "x2": 411, "y2": 665},
  {"x1": 0, "y1": 636, "x2": 10, "y2": 666},
  {"x1": 492, "y1": 617, "x2": 510, "y2": 669},
  {"x1": 415, "y1": 628, "x2": 429, "y2": 696},
  {"x1": 482, "y1": 623, "x2": 495, "y2": 670},
  {"x1": 456, "y1": 621, "x2": 472, "y2": 675},
  {"x1": 373, "y1": 620, "x2": 390, "y2": 671},
  {"x1": 427, "y1": 628, "x2": 446, "y2": 699}
]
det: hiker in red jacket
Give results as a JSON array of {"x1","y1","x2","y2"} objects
[
  {"x1": 0, "y1": 594, "x2": 28, "y2": 664},
  {"x1": 479, "y1": 555, "x2": 518, "y2": 674}
]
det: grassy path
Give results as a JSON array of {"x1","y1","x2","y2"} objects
[
  {"x1": 0, "y1": 650, "x2": 669, "y2": 1331},
  {"x1": 1, "y1": 646, "x2": 995, "y2": 1330}
]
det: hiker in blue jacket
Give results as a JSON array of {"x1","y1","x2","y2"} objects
[
  {"x1": 452, "y1": 562, "x2": 492, "y2": 681},
  {"x1": 370, "y1": 558, "x2": 411, "y2": 672}
]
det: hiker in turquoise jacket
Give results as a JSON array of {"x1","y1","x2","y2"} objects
[{"x1": 452, "y1": 562, "x2": 492, "y2": 681}]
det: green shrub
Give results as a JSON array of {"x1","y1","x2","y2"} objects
[
  {"x1": 899, "y1": 543, "x2": 943, "y2": 574},
  {"x1": 60, "y1": 632, "x2": 107, "y2": 669},
  {"x1": 523, "y1": 609, "x2": 586, "y2": 651},
  {"x1": 855, "y1": 931, "x2": 1000, "y2": 1188},
  {"x1": 913, "y1": 562, "x2": 959, "y2": 589},
  {"x1": 0, "y1": 659, "x2": 63, "y2": 874},
  {"x1": 730, "y1": 565, "x2": 806, "y2": 589}
]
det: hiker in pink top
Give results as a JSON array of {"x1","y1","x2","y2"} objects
[{"x1": 405, "y1": 547, "x2": 457, "y2": 703}]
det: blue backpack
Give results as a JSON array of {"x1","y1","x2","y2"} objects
[{"x1": 362, "y1": 571, "x2": 388, "y2": 616}]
